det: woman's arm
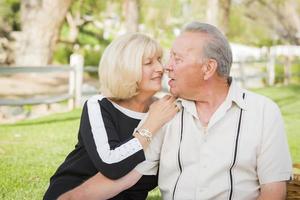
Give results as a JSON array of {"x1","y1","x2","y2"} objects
[
  {"x1": 58, "y1": 95, "x2": 177, "y2": 200},
  {"x1": 58, "y1": 170, "x2": 142, "y2": 200},
  {"x1": 80, "y1": 95, "x2": 177, "y2": 179},
  {"x1": 133, "y1": 95, "x2": 179, "y2": 149}
]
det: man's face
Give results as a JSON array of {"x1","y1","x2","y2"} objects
[{"x1": 166, "y1": 32, "x2": 206, "y2": 99}]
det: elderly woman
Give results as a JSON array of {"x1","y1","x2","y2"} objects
[{"x1": 43, "y1": 33, "x2": 178, "y2": 200}]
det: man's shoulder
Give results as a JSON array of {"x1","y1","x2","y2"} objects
[{"x1": 243, "y1": 89, "x2": 280, "y2": 114}]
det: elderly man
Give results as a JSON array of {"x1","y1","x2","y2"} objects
[
  {"x1": 139, "y1": 21, "x2": 293, "y2": 199},
  {"x1": 59, "y1": 22, "x2": 292, "y2": 200}
]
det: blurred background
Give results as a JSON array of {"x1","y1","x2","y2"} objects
[
  {"x1": 1, "y1": 0, "x2": 300, "y2": 65},
  {"x1": 0, "y1": 0, "x2": 299, "y2": 199}
]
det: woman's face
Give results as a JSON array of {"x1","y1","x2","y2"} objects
[{"x1": 138, "y1": 53, "x2": 164, "y2": 94}]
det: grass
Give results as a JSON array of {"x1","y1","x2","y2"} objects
[
  {"x1": 0, "y1": 85, "x2": 299, "y2": 200},
  {"x1": 0, "y1": 110, "x2": 82, "y2": 199}
]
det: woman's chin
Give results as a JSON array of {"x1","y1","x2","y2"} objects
[
  {"x1": 155, "y1": 85, "x2": 162, "y2": 92},
  {"x1": 140, "y1": 85, "x2": 162, "y2": 94}
]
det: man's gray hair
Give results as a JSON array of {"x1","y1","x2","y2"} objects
[{"x1": 182, "y1": 21, "x2": 232, "y2": 77}]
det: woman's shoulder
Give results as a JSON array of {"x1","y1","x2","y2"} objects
[
  {"x1": 86, "y1": 94, "x2": 107, "y2": 102},
  {"x1": 84, "y1": 94, "x2": 116, "y2": 113}
]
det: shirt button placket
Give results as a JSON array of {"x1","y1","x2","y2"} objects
[
  {"x1": 201, "y1": 126, "x2": 208, "y2": 169},
  {"x1": 203, "y1": 126, "x2": 208, "y2": 143}
]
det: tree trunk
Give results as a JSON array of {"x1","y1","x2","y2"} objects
[
  {"x1": 219, "y1": 0, "x2": 231, "y2": 36},
  {"x1": 123, "y1": 0, "x2": 139, "y2": 33},
  {"x1": 14, "y1": 0, "x2": 72, "y2": 66},
  {"x1": 283, "y1": 0, "x2": 300, "y2": 44},
  {"x1": 66, "y1": 12, "x2": 80, "y2": 44},
  {"x1": 206, "y1": 0, "x2": 219, "y2": 27},
  {"x1": 206, "y1": 0, "x2": 231, "y2": 36}
]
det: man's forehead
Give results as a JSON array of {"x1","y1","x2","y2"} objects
[
  {"x1": 171, "y1": 46, "x2": 194, "y2": 56},
  {"x1": 171, "y1": 34, "x2": 203, "y2": 55}
]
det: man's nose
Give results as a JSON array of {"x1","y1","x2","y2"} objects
[{"x1": 165, "y1": 59, "x2": 173, "y2": 72}]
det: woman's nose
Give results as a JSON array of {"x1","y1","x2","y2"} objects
[{"x1": 155, "y1": 61, "x2": 164, "y2": 72}]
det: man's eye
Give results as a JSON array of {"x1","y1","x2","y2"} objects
[{"x1": 175, "y1": 58, "x2": 182, "y2": 63}]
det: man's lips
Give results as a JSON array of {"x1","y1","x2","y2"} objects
[{"x1": 168, "y1": 79, "x2": 175, "y2": 87}]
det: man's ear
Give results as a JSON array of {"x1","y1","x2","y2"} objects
[{"x1": 203, "y1": 59, "x2": 218, "y2": 80}]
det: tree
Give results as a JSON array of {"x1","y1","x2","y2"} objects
[
  {"x1": 14, "y1": 0, "x2": 73, "y2": 66},
  {"x1": 243, "y1": 0, "x2": 300, "y2": 45},
  {"x1": 219, "y1": 0, "x2": 231, "y2": 36},
  {"x1": 206, "y1": 0, "x2": 232, "y2": 36},
  {"x1": 0, "y1": 0, "x2": 20, "y2": 64},
  {"x1": 123, "y1": 0, "x2": 140, "y2": 33},
  {"x1": 206, "y1": 0, "x2": 219, "y2": 27}
]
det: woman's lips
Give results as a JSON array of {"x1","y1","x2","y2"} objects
[{"x1": 151, "y1": 76, "x2": 162, "y2": 80}]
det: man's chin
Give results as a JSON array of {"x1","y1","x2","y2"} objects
[{"x1": 169, "y1": 88, "x2": 179, "y2": 98}]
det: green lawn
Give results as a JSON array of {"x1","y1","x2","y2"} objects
[{"x1": 0, "y1": 85, "x2": 299, "y2": 200}]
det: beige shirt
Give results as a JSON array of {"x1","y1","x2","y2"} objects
[{"x1": 136, "y1": 80, "x2": 293, "y2": 200}]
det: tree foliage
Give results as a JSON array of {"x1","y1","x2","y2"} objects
[
  {"x1": 0, "y1": 0, "x2": 300, "y2": 65},
  {"x1": 0, "y1": 0, "x2": 20, "y2": 37}
]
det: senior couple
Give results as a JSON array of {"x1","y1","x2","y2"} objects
[{"x1": 44, "y1": 22, "x2": 292, "y2": 200}]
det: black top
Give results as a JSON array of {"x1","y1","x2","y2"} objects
[{"x1": 44, "y1": 95, "x2": 158, "y2": 200}]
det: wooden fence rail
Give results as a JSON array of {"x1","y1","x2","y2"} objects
[
  {"x1": 0, "y1": 65, "x2": 72, "y2": 74},
  {"x1": 0, "y1": 54, "x2": 85, "y2": 109},
  {"x1": 0, "y1": 54, "x2": 299, "y2": 108}
]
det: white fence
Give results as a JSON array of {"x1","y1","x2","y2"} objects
[
  {"x1": 0, "y1": 54, "x2": 85, "y2": 109},
  {"x1": 1, "y1": 44, "x2": 300, "y2": 108},
  {"x1": 230, "y1": 44, "x2": 300, "y2": 87}
]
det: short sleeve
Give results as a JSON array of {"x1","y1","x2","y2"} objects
[
  {"x1": 257, "y1": 101, "x2": 293, "y2": 184},
  {"x1": 80, "y1": 96, "x2": 145, "y2": 179}
]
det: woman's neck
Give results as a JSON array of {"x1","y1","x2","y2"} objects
[{"x1": 112, "y1": 93, "x2": 154, "y2": 113}]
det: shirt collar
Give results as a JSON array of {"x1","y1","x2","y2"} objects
[
  {"x1": 176, "y1": 98, "x2": 199, "y2": 119},
  {"x1": 176, "y1": 78, "x2": 247, "y2": 118},
  {"x1": 226, "y1": 78, "x2": 247, "y2": 110}
]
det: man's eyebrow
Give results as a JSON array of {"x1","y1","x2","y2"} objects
[{"x1": 171, "y1": 50, "x2": 183, "y2": 57}]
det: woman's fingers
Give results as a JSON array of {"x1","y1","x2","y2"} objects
[
  {"x1": 150, "y1": 95, "x2": 179, "y2": 116},
  {"x1": 161, "y1": 95, "x2": 172, "y2": 100},
  {"x1": 174, "y1": 102, "x2": 181, "y2": 112}
]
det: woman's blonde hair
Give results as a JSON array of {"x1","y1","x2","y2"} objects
[{"x1": 99, "y1": 33, "x2": 162, "y2": 100}]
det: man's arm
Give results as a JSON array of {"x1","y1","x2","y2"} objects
[
  {"x1": 58, "y1": 170, "x2": 142, "y2": 200},
  {"x1": 256, "y1": 100, "x2": 292, "y2": 200},
  {"x1": 257, "y1": 181, "x2": 286, "y2": 200}
]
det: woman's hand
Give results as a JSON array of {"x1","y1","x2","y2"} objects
[{"x1": 143, "y1": 95, "x2": 179, "y2": 134}]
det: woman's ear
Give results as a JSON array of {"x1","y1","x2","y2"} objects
[{"x1": 203, "y1": 59, "x2": 218, "y2": 80}]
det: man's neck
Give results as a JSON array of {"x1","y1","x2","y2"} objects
[{"x1": 194, "y1": 78, "x2": 230, "y2": 126}]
